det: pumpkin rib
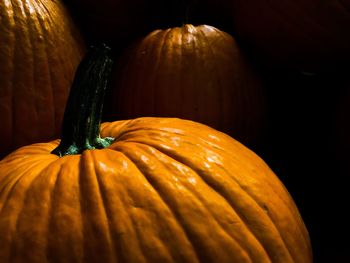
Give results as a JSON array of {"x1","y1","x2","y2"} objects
[
  {"x1": 32, "y1": 1, "x2": 57, "y2": 133},
  {"x1": 114, "y1": 142, "x2": 223, "y2": 262},
  {"x1": 168, "y1": 27, "x2": 183, "y2": 117},
  {"x1": 45, "y1": 156, "x2": 84, "y2": 262},
  {"x1": 126, "y1": 147, "x2": 203, "y2": 263},
  {"x1": 258, "y1": 168, "x2": 311, "y2": 251},
  {"x1": 91, "y1": 152, "x2": 117, "y2": 258},
  {"x1": 155, "y1": 28, "x2": 176, "y2": 116},
  {"x1": 189, "y1": 170, "x2": 275, "y2": 263},
  {"x1": 58, "y1": 156, "x2": 94, "y2": 262},
  {"x1": 196, "y1": 25, "x2": 216, "y2": 123},
  {"x1": 44, "y1": 159, "x2": 77, "y2": 262},
  {"x1": 5, "y1": 160, "x2": 52, "y2": 261},
  {"x1": 147, "y1": 120, "x2": 306, "y2": 245},
  {"x1": 110, "y1": 146, "x2": 201, "y2": 263},
  {"x1": 116, "y1": 120, "x2": 309, "y2": 262},
  {"x1": 117, "y1": 141, "x2": 255, "y2": 263},
  {"x1": 0, "y1": 0, "x2": 15, "y2": 156},
  {"x1": 152, "y1": 133, "x2": 309, "y2": 262},
  {"x1": 25, "y1": 0, "x2": 46, "y2": 139},
  {"x1": 46, "y1": 160, "x2": 66, "y2": 262},
  {"x1": 193, "y1": 26, "x2": 214, "y2": 124},
  {"x1": 13, "y1": 0, "x2": 38, "y2": 145},
  {"x1": 32, "y1": 0, "x2": 57, "y2": 134},
  {"x1": 218, "y1": 153, "x2": 311, "y2": 257},
  {"x1": 9, "y1": 0, "x2": 19, "y2": 151},
  {"x1": 180, "y1": 26, "x2": 202, "y2": 121},
  {"x1": 0, "y1": 154, "x2": 49, "y2": 214},
  {"x1": 197, "y1": 26, "x2": 226, "y2": 130},
  {"x1": 91, "y1": 150, "x2": 150, "y2": 263},
  {"x1": 179, "y1": 27, "x2": 198, "y2": 119},
  {"x1": 211, "y1": 28, "x2": 229, "y2": 130},
  {"x1": 124, "y1": 187, "x2": 175, "y2": 263},
  {"x1": 79, "y1": 150, "x2": 119, "y2": 263},
  {"x1": 37, "y1": 0, "x2": 55, "y2": 23},
  {"x1": 134, "y1": 142, "x2": 271, "y2": 263},
  {"x1": 231, "y1": 164, "x2": 312, "y2": 258},
  {"x1": 0, "y1": 153, "x2": 32, "y2": 205},
  {"x1": 190, "y1": 164, "x2": 294, "y2": 262},
  {"x1": 208, "y1": 141, "x2": 303, "y2": 236},
  {"x1": 0, "y1": 166, "x2": 27, "y2": 216},
  {"x1": 195, "y1": 26, "x2": 217, "y2": 124},
  {"x1": 0, "y1": 156, "x2": 47, "y2": 262},
  {"x1": 12, "y1": 159, "x2": 58, "y2": 262},
  {"x1": 135, "y1": 139, "x2": 292, "y2": 262},
  {"x1": 0, "y1": 168, "x2": 28, "y2": 214},
  {"x1": 188, "y1": 149, "x2": 308, "y2": 262},
  {"x1": 92, "y1": 150, "x2": 148, "y2": 263},
  {"x1": 43, "y1": 1, "x2": 80, "y2": 136},
  {"x1": 179, "y1": 28, "x2": 185, "y2": 118},
  {"x1": 106, "y1": 148, "x2": 199, "y2": 263}
]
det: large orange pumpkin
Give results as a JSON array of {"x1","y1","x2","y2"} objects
[
  {"x1": 0, "y1": 45, "x2": 312, "y2": 263},
  {"x1": 0, "y1": 0, "x2": 86, "y2": 158},
  {"x1": 106, "y1": 24, "x2": 265, "y2": 146},
  {"x1": 207, "y1": 0, "x2": 350, "y2": 72}
]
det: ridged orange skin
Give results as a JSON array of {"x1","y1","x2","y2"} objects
[
  {"x1": 0, "y1": 117, "x2": 312, "y2": 263},
  {"x1": 107, "y1": 24, "x2": 265, "y2": 146},
  {"x1": 0, "y1": 0, "x2": 86, "y2": 158}
]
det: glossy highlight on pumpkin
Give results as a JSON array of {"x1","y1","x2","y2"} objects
[{"x1": 0, "y1": 117, "x2": 312, "y2": 263}]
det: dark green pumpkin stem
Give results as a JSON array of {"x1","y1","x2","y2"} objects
[{"x1": 52, "y1": 44, "x2": 114, "y2": 157}]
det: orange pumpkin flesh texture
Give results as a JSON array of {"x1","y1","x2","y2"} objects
[
  {"x1": 0, "y1": 118, "x2": 312, "y2": 263},
  {"x1": 106, "y1": 24, "x2": 265, "y2": 146},
  {"x1": 0, "y1": 0, "x2": 85, "y2": 158}
]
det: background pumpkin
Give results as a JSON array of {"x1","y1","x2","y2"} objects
[
  {"x1": 0, "y1": 44, "x2": 312, "y2": 263},
  {"x1": 204, "y1": 0, "x2": 350, "y2": 73},
  {"x1": 105, "y1": 24, "x2": 266, "y2": 147},
  {"x1": 0, "y1": 0, "x2": 86, "y2": 159}
]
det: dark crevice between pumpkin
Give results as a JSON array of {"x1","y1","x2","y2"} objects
[{"x1": 52, "y1": 44, "x2": 114, "y2": 157}]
